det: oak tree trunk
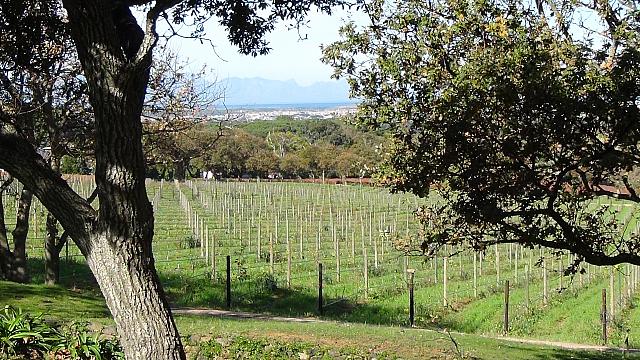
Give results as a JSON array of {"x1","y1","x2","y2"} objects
[
  {"x1": 85, "y1": 233, "x2": 183, "y2": 359},
  {"x1": 60, "y1": 2, "x2": 186, "y2": 358}
]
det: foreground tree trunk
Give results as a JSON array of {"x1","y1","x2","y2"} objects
[
  {"x1": 68, "y1": 1, "x2": 185, "y2": 358},
  {"x1": 86, "y1": 234, "x2": 183, "y2": 358}
]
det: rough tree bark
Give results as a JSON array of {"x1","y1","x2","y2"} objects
[{"x1": 64, "y1": 1, "x2": 185, "y2": 357}]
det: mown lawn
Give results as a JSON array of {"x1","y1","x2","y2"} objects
[{"x1": 2, "y1": 281, "x2": 637, "y2": 359}]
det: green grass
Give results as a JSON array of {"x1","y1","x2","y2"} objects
[
  {"x1": 4, "y1": 179, "x2": 640, "y2": 348},
  {"x1": 0, "y1": 281, "x2": 109, "y2": 322},
  {"x1": 2, "y1": 280, "x2": 636, "y2": 360}
]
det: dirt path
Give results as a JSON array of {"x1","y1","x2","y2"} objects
[{"x1": 172, "y1": 307, "x2": 637, "y2": 353}]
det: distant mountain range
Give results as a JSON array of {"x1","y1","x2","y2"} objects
[{"x1": 220, "y1": 77, "x2": 355, "y2": 106}]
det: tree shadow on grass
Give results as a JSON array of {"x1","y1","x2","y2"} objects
[
  {"x1": 158, "y1": 269, "x2": 411, "y2": 325},
  {"x1": 0, "y1": 282, "x2": 109, "y2": 320},
  {"x1": 26, "y1": 257, "x2": 98, "y2": 289}
]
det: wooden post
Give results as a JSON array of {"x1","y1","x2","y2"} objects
[
  {"x1": 211, "y1": 231, "x2": 217, "y2": 282},
  {"x1": 318, "y1": 263, "x2": 324, "y2": 315},
  {"x1": 299, "y1": 220, "x2": 304, "y2": 260},
  {"x1": 286, "y1": 229, "x2": 292, "y2": 289},
  {"x1": 543, "y1": 257, "x2": 548, "y2": 306},
  {"x1": 514, "y1": 246, "x2": 519, "y2": 285},
  {"x1": 257, "y1": 218, "x2": 262, "y2": 259},
  {"x1": 443, "y1": 257, "x2": 448, "y2": 307},
  {"x1": 495, "y1": 244, "x2": 500, "y2": 286},
  {"x1": 335, "y1": 225, "x2": 340, "y2": 283},
  {"x1": 525, "y1": 265, "x2": 530, "y2": 312},
  {"x1": 205, "y1": 225, "x2": 209, "y2": 266},
  {"x1": 434, "y1": 255, "x2": 438, "y2": 283},
  {"x1": 226, "y1": 255, "x2": 231, "y2": 309},
  {"x1": 504, "y1": 280, "x2": 509, "y2": 335},
  {"x1": 559, "y1": 255, "x2": 563, "y2": 290},
  {"x1": 610, "y1": 267, "x2": 615, "y2": 317},
  {"x1": 33, "y1": 206, "x2": 38, "y2": 239},
  {"x1": 473, "y1": 252, "x2": 478, "y2": 298},
  {"x1": 362, "y1": 227, "x2": 369, "y2": 299},
  {"x1": 408, "y1": 269, "x2": 415, "y2": 327},
  {"x1": 602, "y1": 288, "x2": 608, "y2": 345},
  {"x1": 269, "y1": 233, "x2": 274, "y2": 275}
]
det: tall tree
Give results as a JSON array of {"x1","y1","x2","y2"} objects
[
  {"x1": 0, "y1": 0, "x2": 70, "y2": 283},
  {"x1": 324, "y1": 0, "x2": 640, "y2": 268},
  {"x1": 0, "y1": 0, "x2": 360, "y2": 358},
  {"x1": 143, "y1": 46, "x2": 223, "y2": 181}
]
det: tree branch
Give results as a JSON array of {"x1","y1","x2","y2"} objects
[
  {"x1": 497, "y1": 219, "x2": 640, "y2": 266},
  {"x1": 0, "y1": 133, "x2": 96, "y2": 253},
  {"x1": 135, "y1": 0, "x2": 183, "y2": 64}
]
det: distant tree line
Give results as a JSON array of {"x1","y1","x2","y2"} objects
[{"x1": 145, "y1": 117, "x2": 385, "y2": 180}]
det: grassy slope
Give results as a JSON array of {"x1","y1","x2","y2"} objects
[{"x1": 1, "y1": 281, "x2": 636, "y2": 360}]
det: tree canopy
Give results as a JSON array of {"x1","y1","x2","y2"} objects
[{"x1": 324, "y1": 0, "x2": 640, "y2": 268}]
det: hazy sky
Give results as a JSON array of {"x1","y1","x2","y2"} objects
[{"x1": 158, "y1": 9, "x2": 363, "y2": 86}]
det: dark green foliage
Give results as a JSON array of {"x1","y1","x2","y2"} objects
[
  {"x1": 0, "y1": 305, "x2": 61, "y2": 357},
  {"x1": 203, "y1": 119, "x2": 384, "y2": 178},
  {"x1": 0, "y1": 305, "x2": 123, "y2": 359},
  {"x1": 54, "y1": 322, "x2": 124, "y2": 360},
  {"x1": 180, "y1": 235, "x2": 201, "y2": 250},
  {"x1": 169, "y1": 1, "x2": 363, "y2": 57},
  {"x1": 0, "y1": 0, "x2": 66, "y2": 70},
  {"x1": 324, "y1": 0, "x2": 640, "y2": 267}
]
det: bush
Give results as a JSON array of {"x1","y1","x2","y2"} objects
[
  {"x1": 0, "y1": 305, "x2": 61, "y2": 358},
  {"x1": 0, "y1": 306, "x2": 123, "y2": 360},
  {"x1": 255, "y1": 272, "x2": 278, "y2": 292},
  {"x1": 180, "y1": 235, "x2": 200, "y2": 249},
  {"x1": 53, "y1": 322, "x2": 124, "y2": 360}
]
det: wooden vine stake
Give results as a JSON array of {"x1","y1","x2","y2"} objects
[
  {"x1": 473, "y1": 252, "x2": 478, "y2": 298},
  {"x1": 543, "y1": 258, "x2": 548, "y2": 306},
  {"x1": 362, "y1": 235, "x2": 369, "y2": 300},
  {"x1": 269, "y1": 233, "x2": 274, "y2": 275},
  {"x1": 443, "y1": 257, "x2": 448, "y2": 307},
  {"x1": 602, "y1": 288, "x2": 608, "y2": 345},
  {"x1": 504, "y1": 280, "x2": 510, "y2": 335}
]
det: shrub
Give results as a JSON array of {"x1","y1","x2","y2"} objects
[
  {"x1": 53, "y1": 322, "x2": 124, "y2": 360},
  {"x1": 0, "y1": 306, "x2": 124, "y2": 360},
  {"x1": 0, "y1": 305, "x2": 62, "y2": 358}
]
